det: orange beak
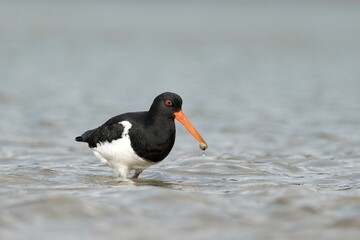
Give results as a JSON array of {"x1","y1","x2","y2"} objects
[{"x1": 174, "y1": 110, "x2": 208, "y2": 151}]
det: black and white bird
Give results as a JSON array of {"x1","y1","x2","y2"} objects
[{"x1": 75, "y1": 92, "x2": 208, "y2": 179}]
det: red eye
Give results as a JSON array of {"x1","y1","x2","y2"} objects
[{"x1": 165, "y1": 99, "x2": 173, "y2": 106}]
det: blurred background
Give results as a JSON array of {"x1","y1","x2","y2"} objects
[{"x1": 0, "y1": 0, "x2": 360, "y2": 239}]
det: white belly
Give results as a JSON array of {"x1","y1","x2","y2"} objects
[{"x1": 91, "y1": 121, "x2": 154, "y2": 178}]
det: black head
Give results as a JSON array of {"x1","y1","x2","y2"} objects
[
  {"x1": 148, "y1": 92, "x2": 208, "y2": 151},
  {"x1": 149, "y1": 92, "x2": 183, "y2": 118}
]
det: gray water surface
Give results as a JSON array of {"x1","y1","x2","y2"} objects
[{"x1": 1, "y1": 1, "x2": 360, "y2": 239}]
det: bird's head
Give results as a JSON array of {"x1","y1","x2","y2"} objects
[{"x1": 150, "y1": 92, "x2": 208, "y2": 151}]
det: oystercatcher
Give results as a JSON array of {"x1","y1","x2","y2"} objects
[{"x1": 75, "y1": 92, "x2": 208, "y2": 179}]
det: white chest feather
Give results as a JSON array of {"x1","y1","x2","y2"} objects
[{"x1": 92, "y1": 121, "x2": 154, "y2": 178}]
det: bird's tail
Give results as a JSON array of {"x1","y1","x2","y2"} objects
[
  {"x1": 75, "y1": 136, "x2": 83, "y2": 142},
  {"x1": 75, "y1": 129, "x2": 94, "y2": 143}
]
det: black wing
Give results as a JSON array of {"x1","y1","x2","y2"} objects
[
  {"x1": 75, "y1": 123, "x2": 125, "y2": 148},
  {"x1": 75, "y1": 112, "x2": 147, "y2": 148},
  {"x1": 75, "y1": 114, "x2": 127, "y2": 148}
]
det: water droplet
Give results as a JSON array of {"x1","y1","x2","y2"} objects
[{"x1": 202, "y1": 151, "x2": 206, "y2": 157}]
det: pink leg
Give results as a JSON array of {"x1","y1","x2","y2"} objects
[{"x1": 131, "y1": 171, "x2": 142, "y2": 179}]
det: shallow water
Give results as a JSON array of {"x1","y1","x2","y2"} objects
[{"x1": 1, "y1": 1, "x2": 360, "y2": 239}]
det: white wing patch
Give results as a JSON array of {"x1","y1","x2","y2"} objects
[{"x1": 92, "y1": 121, "x2": 154, "y2": 178}]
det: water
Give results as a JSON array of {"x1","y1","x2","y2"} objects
[{"x1": 1, "y1": 1, "x2": 360, "y2": 239}]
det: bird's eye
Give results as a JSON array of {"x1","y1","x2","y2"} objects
[{"x1": 165, "y1": 99, "x2": 173, "y2": 106}]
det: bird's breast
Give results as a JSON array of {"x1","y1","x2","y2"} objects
[{"x1": 129, "y1": 124, "x2": 176, "y2": 162}]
